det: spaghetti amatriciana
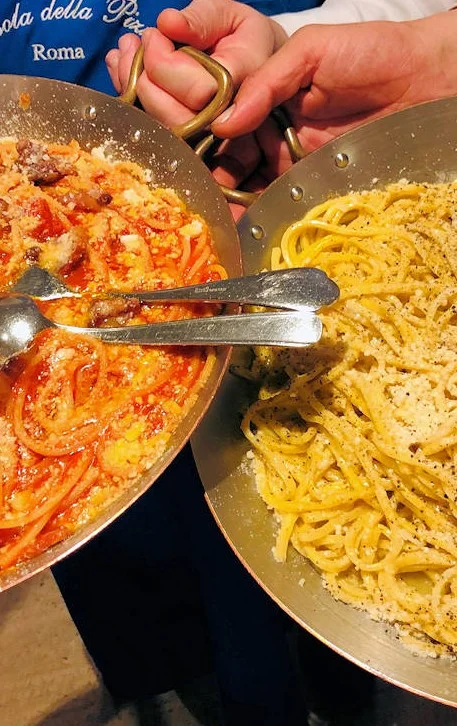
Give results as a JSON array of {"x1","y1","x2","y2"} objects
[
  {"x1": 242, "y1": 181, "x2": 457, "y2": 656},
  {"x1": 0, "y1": 137, "x2": 225, "y2": 572}
]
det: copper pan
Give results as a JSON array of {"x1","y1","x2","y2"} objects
[
  {"x1": 0, "y1": 48, "x2": 242, "y2": 591},
  {"x1": 192, "y1": 96, "x2": 457, "y2": 706}
]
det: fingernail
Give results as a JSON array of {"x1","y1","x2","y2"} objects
[
  {"x1": 118, "y1": 34, "x2": 134, "y2": 53},
  {"x1": 105, "y1": 49, "x2": 119, "y2": 69},
  {"x1": 142, "y1": 28, "x2": 152, "y2": 46},
  {"x1": 215, "y1": 105, "x2": 235, "y2": 126}
]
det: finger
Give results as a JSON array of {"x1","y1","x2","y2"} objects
[
  {"x1": 158, "y1": 0, "x2": 242, "y2": 50},
  {"x1": 210, "y1": 135, "x2": 262, "y2": 190},
  {"x1": 228, "y1": 203, "x2": 246, "y2": 222},
  {"x1": 210, "y1": 136, "x2": 262, "y2": 223},
  {"x1": 254, "y1": 116, "x2": 295, "y2": 181},
  {"x1": 105, "y1": 49, "x2": 121, "y2": 93},
  {"x1": 141, "y1": 28, "x2": 218, "y2": 112},
  {"x1": 136, "y1": 73, "x2": 194, "y2": 128},
  {"x1": 158, "y1": 0, "x2": 275, "y2": 90},
  {"x1": 244, "y1": 171, "x2": 269, "y2": 195},
  {"x1": 228, "y1": 169, "x2": 270, "y2": 222},
  {"x1": 115, "y1": 33, "x2": 142, "y2": 94},
  {"x1": 211, "y1": 29, "x2": 320, "y2": 138}
]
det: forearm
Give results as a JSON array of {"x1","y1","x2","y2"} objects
[{"x1": 273, "y1": 0, "x2": 457, "y2": 35}]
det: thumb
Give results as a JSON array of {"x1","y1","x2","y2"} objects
[
  {"x1": 211, "y1": 29, "x2": 320, "y2": 138},
  {"x1": 157, "y1": 0, "x2": 241, "y2": 50}
]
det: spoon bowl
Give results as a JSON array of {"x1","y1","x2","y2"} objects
[{"x1": 0, "y1": 294, "x2": 54, "y2": 367}]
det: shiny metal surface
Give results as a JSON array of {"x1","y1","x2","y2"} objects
[
  {"x1": 12, "y1": 266, "x2": 339, "y2": 311},
  {"x1": 193, "y1": 96, "x2": 457, "y2": 707},
  {"x1": 0, "y1": 74, "x2": 241, "y2": 591},
  {"x1": 12, "y1": 267, "x2": 80, "y2": 300},
  {"x1": 0, "y1": 294, "x2": 52, "y2": 366},
  {"x1": 0, "y1": 294, "x2": 323, "y2": 356},
  {"x1": 136, "y1": 268, "x2": 336, "y2": 311},
  {"x1": 66, "y1": 311, "x2": 323, "y2": 347}
]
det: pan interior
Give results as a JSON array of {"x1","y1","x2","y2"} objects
[
  {"x1": 193, "y1": 96, "x2": 457, "y2": 706},
  {"x1": 0, "y1": 75, "x2": 241, "y2": 591}
]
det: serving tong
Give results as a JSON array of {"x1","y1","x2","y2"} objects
[
  {"x1": 0, "y1": 266, "x2": 339, "y2": 368},
  {"x1": 12, "y1": 265, "x2": 338, "y2": 311}
]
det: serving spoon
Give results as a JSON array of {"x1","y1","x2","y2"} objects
[
  {"x1": 11, "y1": 265, "x2": 339, "y2": 312},
  {"x1": 0, "y1": 294, "x2": 326, "y2": 368}
]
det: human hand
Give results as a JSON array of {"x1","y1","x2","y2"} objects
[
  {"x1": 212, "y1": 12, "x2": 457, "y2": 165},
  {"x1": 105, "y1": 0, "x2": 286, "y2": 128},
  {"x1": 206, "y1": 133, "x2": 273, "y2": 220}
]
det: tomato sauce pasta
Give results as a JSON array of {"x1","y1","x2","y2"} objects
[{"x1": 0, "y1": 137, "x2": 225, "y2": 572}]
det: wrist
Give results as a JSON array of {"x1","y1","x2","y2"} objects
[{"x1": 410, "y1": 11, "x2": 457, "y2": 97}]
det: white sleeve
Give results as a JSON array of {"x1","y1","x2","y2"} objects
[{"x1": 273, "y1": 0, "x2": 457, "y2": 36}]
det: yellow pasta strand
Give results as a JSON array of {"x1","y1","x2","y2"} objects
[{"x1": 242, "y1": 181, "x2": 457, "y2": 656}]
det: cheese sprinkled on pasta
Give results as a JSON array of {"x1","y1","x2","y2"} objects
[
  {"x1": 0, "y1": 137, "x2": 225, "y2": 572},
  {"x1": 242, "y1": 182, "x2": 457, "y2": 657}
]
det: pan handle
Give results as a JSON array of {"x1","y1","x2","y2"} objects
[
  {"x1": 118, "y1": 45, "x2": 145, "y2": 105},
  {"x1": 118, "y1": 44, "x2": 233, "y2": 140},
  {"x1": 195, "y1": 107, "x2": 306, "y2": 207}
]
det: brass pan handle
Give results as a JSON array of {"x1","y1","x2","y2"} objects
[
  {"x1": 270, "y1": 107, "x2": 306, "y2": 164},
  {"x1": 118, "y1": 44, "x2": 233, "y2": 140},
  {"x1": 118, "y1": 44, "x2": 145, "y2": 105},
  {"x1": 195, "y1": 107, "x2": 306, "y2": 207}
]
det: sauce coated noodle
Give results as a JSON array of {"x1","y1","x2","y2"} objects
[{"x1": 0, "y1": 138, "x2": 226, "y2": 571}]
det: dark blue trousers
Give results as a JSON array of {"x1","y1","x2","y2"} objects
[{"x1": 53, "y1": 445, "x2": 308, "y2": 725}]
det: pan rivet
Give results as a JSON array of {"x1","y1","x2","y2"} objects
[
  {"x1": 168, "y1": 159, "x2": 179, "y2": 172},
  {"x1": 335, "y1": 152, "x2": 349, "y2": 168},
  {"x1": 132, "y1": 130, "x2": 141, "y2": 142},
  {"x1": 251, "y1": 225, "x2": 264, "y2": 240},
  {"x1": 84, "y1": 105, "x2": 97, "y2": 121},
  {"x1": 290, "y1": 186, "x2": 303, "y2": 201}
]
